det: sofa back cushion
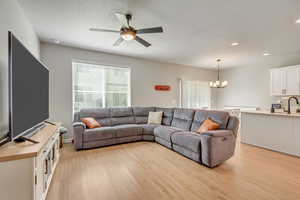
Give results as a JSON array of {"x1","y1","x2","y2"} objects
[
  {"x1": 191, "y1": 110, "x2": 230, "y2": 132},
  {"x1": 73, "y1": 112, "x2": 81, "y2": 122},
  {"x1": 171, "y1": 109, "x2": 195, "y2": 130},
  {"x1": 226, "y1": 116, "x2": 240, "y2": 137},
  {"x1": 133, "y1": 107, "x2": 156, "y2": 124},
  {"x1": 78, "y1": 108, "x2": 112, "y2": 127},
  {"x1": 110, "y1": 107, "x2": 135, "y2": 126},
  {"x1": 155, "y1": 107, "x2": 174, "y2": 126}
]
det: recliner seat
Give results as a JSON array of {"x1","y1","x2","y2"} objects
[
  {"x1": 154, "y1": 126, "x2": 182, "y2": 149},
  {"x1": 73, "y1": 106, "x2": 239, "y2": 168}
]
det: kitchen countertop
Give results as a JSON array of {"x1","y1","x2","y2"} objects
[{"x1": 241, "y1": 110, "x2": 300, "y2": 117}]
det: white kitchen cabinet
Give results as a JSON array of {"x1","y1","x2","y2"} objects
[
  {"x1": 270, "y1": 68, "x2": 284, "y2": 95},
  {"x1": 270, "y1": 65, "x2": 300, "y2": 96},
  {"x1": 241, "y1": 111, "x2": 300, "y2": 157},
  {"x1": 285, "y1": 66, "x2": 300, "y2": 95}
]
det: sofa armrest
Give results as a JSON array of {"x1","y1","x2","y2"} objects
[
  {"x1": 73, "y1": 122, "x2": 86, "y2": 128},
  {"x1": 200, "y1": 130, "x2": 236, "y2": 168},
  {"x1": 201, "y1": 130, "x2": 234, "y2": 137},
  {"x1": 73, "y1": 122, "x2": 86, "y2": 150}
]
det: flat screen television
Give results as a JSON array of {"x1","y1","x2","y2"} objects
[{"x1": 8, "y1": 32, "x2": 49, "y2": 141}]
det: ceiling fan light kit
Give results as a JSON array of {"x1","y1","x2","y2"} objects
[
  {"x1": 121, "y1": 29, "x2": 136, "y2": 41},
  {"x1": 90, "y1": 13, "x2": 163, "y2": 47},
  {"x1": 210, "y1": 59, "x2": 228, "y2": 88}
]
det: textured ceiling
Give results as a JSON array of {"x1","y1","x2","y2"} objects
[{"x1": 18, "y1": 0, "x2": 300, "y2": 69}]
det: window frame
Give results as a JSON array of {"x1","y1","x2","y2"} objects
[
  {"x1": 72, "y1": 60, "x2": 131, "y2": 114},
  {"x1": 179, "y1": 79, "x2": 212, "y2": 109}
]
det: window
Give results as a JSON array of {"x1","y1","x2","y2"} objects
[
  {"x1": 181, "y1": 80, "x2": 211, "y2": 109},
  {"x1": 72, "y1": 62, "x2": 130, "y2": 113}
]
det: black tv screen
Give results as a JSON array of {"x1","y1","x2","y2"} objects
[{"x1": 9, "y1": 32, "x2": 49, "y2": 140}]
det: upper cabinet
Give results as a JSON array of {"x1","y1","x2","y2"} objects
[
  {"x1": 285, "y1": 66, "x2": 300, "y2": 95},
  {"x1": 270, "y1": 65, "x2": 300, "y2": 96},
  {"x1": 270, "y1": 68, "x2": 283, "y2": 96}
]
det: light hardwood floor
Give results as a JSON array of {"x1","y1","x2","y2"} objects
[{"x1": 47, "y1": 141, "x2": 300, "y2": 200}]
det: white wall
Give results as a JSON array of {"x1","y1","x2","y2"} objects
[
  {"x1": 0, "y1": 0, "x2": 40, "y2": 138},
  {"x1": 217, "y1": 65, "x2": 273, "y2": 110},
  {"x1": 40, "y1": 43, "x2": 217, "y2": 138},
  {"x1": 216, "y1": 62, "x2": 300, "y2": 110}
]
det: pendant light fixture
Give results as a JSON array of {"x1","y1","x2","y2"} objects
[{"x1": 210, "y1": 59, "x2": 228, "y2": 88}]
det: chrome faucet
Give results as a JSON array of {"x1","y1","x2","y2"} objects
[{"x1": 287, "y1": 96, "x2": 299, "y2": 114}]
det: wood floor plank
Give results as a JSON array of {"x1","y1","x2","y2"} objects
[{"x1": 46, "y1": 141, "x2": 300, "y2": 200}]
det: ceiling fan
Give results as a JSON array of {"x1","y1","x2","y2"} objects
[{"x1": 89, "y1": 13, "x2": 163, "y2": 47}]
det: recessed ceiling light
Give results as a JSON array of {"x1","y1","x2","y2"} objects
[
  {"x1": 295, "y1": 19, "x2": 300, "y2": 24},
  {"x1": 263, "y1": 53, "x2": 271, "y2": 56},
  {"x1": 231, "y1": 42, "x2": 239, "y2": 46}
]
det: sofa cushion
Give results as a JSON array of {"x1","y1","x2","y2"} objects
[
  {"x1": 111, "y1": 107, "x2": 133, "y2": 117},
  {"x1": 142, "y1": 135, "x2": 155, "y2": 141},
  {"x1": 171, "y1": 132, "x2": 202, "y2": 153},
  {"x1": 110, "y1": 107, "x2": 135, "y2": 126},
  {"x1": 171, "y1": 109, "x2": 195, "y2": 130},
  {"x1": 226, "y1": 116, "x2": 240, "y2": 137},
  {"x1": 133, "y1": 107, "x2": 156, "y2": 124},
  {"x1": 81, "y1": 117, "x2": 101, "y2": 129},
  {"x1": 155, "y1": 137, "x2": 172, "y2": 149},
  {"x1": 155, "y1": 107, "x2": 174, "y2": 126},
  {"x1": 172, "y1": 144, "x2": 201, "y2": 162},
  {"x1": 73, "y1": 111, "x2": 80, "y2": 122},
  {"x1": 83, "y1": 127, "x2": 115, "y2": 142},
  {"x1": 148, "y1": 111, "x2": 163, "y2": 125},
  {"x1": 136, "y1": 124, "x2": 160, "y2": 135},
  {"x1": 133, "y1": 107, "x2": 155, "y2": 116},
  {"x1": 134, "y1": 116, "x2": 148, "y2": 124},
  {"x1": 79, "y1": 108, "x2": 112, "y2": 127},
  {"x1": 111, "y1": 117, "x2": 135, "y2": 126},
  {"x1": 197, "y1": 118, "x2": 221, "y2": 133},
  {"x1": 191, "y1": 110, "x2": 230, "y2": 132},
  {"x1": 113, "y1": 124, "x2": 143, "y2": 137},
  {"x1": 154, "y1": 126, "x2": 182, "y2": 142}
]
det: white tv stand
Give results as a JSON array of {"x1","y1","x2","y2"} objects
[{"x1": 0, "y1": 123, "x2": 61, "y2": 200}]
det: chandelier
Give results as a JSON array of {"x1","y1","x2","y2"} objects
[{"x1": 210, "y1": 59, "x2": 228, "y2": 88}]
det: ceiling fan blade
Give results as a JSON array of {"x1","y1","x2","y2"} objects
[
  {"x1": 115, "y1": 12, "x2": 129, "y2": 28},
  {"x1": 113, "y1": 37, "x2": 124, "y2": 46},
  {"x1": 135, "y1": 36, "x2": 151, "y2": 47},
  {"x1": 89, "y1": 28, "x2": 120, "y2": 33},
  {"x1": 136, "y1": 27, "x2": 163, "y2": 34}
]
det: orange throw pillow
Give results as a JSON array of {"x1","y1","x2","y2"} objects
[
  {"x1": 81, "y1": 117, "x2": 101, "y2": 129},
  {"x1": 197, "y1": 118, "x2": 220, "y2": 134}
]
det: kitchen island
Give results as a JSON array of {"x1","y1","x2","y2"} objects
[{"x1": 241, "y1": 111, "x2": 300, "y2": 157}]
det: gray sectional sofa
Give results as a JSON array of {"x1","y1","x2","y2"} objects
[{"x1": 73, "y1": 107, "x2": 239, "y2": 168}]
